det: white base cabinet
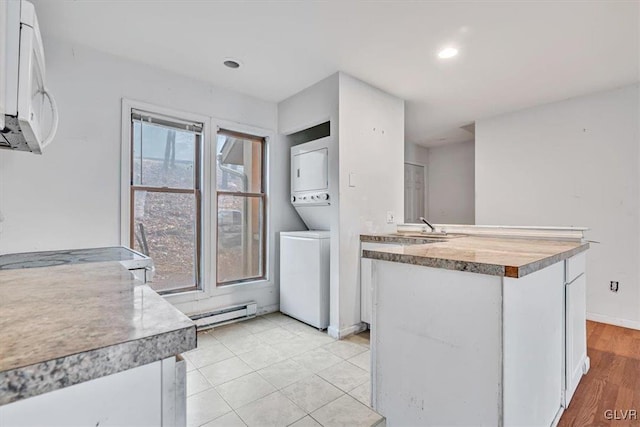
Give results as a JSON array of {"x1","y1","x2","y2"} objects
[
  {"x1": 371, "y1": 253, "x2": 588, "y2": 427},
  {"x1": 372, "y1": 261, "x2": 503, "y2": 426},
  {"x1": 503, "y1": 262, "x2": 564, "y2": 427},
  {"x1": 361, "y1": 241, "x2": 411, "y2": 325},
  {"x1": 564, "y1": 252, "x2": 589, "y2": 406},
  {"x1": 0, "y1": 357, "x2": 186, "y2": 427}
]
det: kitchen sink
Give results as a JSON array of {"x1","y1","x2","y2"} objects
[{"x1": 390, "y1": 232, "x2": 466, "y2": 239}]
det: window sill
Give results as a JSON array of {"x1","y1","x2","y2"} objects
[{"x1": 161, "y1": 278, "x2": 274, "y2": 304}]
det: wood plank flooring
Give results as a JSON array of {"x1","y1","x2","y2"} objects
[{"x1": 558, "y1": 321, "x2": 640, "y2": 427}]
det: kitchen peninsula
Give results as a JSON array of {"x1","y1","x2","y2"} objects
[
  {"x1": 0, "y1": 260, "x2": 196, "y2": 425},
  {"x1": 362, "y1": 229, "x2": 589, "y2": 427}
]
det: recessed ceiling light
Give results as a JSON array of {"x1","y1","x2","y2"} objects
[
  {"x1": 438, "y1": 47, "x2": 458, "y2": 59},
  {"x1": 223, "y1": 58, "x2": 241, "y2": 69}
]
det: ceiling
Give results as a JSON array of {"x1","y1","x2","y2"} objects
[{"x1": 32, "y1": 1, "x2": 639, "y2": 146}]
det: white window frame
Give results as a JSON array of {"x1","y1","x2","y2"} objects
[
  {"x1": 120, "y1": 99, "x2": 274, "y2": 306},
  {"x1": 215, "y1": 128, "x2": 267, "y2": 286}
]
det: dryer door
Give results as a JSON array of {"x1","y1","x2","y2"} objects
[{"x1": 292, "y1": 147, "x2": 328, "y2": 193}]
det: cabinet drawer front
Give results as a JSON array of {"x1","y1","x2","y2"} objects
[{"x1": 565, "y1": 252, "x2": 586, "y2": 283}]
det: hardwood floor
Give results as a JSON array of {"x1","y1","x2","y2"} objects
[{"x1": 559, "y1": 321, "x2": 640, "y2": 427}]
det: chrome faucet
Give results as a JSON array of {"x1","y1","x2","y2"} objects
[{"x1": 419, "y1": 217, "x2": 436, "y2": 232}]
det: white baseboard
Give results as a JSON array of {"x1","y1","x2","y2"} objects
[
  {"x1": 328, "y1": 323, "x2": 367, "y2": 339},
  {"x1": 587, "y1": 312, "x2": 640, "y2": 331},
  {"x1": 551, "y1": 406, "x2": 565, "y2": 427},
  {"x1": 327, "y1": 326, "x2": 340, "y2": 339}
]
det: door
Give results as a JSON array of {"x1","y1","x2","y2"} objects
[
  {"x1": 0, "y1": 0, "x2": 6, "y2": 130},
  {"x1": 404, "y1": 163, "x2": 425, "y2": 223}
]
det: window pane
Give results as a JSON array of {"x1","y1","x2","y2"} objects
[
  {"x1": 133, "y1": 190, "x2": 197, "y2": 292},
  {"x1": 217, "y1": 194, "x2": 264, "y2": 283},
  {"x1": 216, "y1": 134, "x2": 262, "y2": 193},
  {"x1": 133, "y1": 121, "x2": 196, "y2": 189}
]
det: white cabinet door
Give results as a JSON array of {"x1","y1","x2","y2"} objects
[
  {"x1": 360, "y1": 256, "x2": 373, "y2": 324},
  {"x1": 565, "y1": 272, "x2": 587, "y2": 406},
  {"x1": 0, "y1": 361, "x2": 163, "y2": 426}
]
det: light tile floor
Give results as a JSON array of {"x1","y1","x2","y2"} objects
[{"x1": 184, "y1": 312, "x2": 384, "y2": 427}]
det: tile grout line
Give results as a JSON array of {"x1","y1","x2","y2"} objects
[
  {"x1": 306, "y1": 391, "x2": 346, "y2": 418},
  {"x1": 189, "y1": 315, "x2": 375, "y2": 427},
  {"x1": 237, "y1": 389, "x2": 308, "y2": 426}
]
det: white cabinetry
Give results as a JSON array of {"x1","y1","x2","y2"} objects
[
  {"x1": 371, "y1": 254, "x2": 589, "y2": 426},
  {"x1": 564, "y1": 252, "x2": 588, "y2": 406},
  {"x1": 372, "y1": 262, "x2": 503, "y2": 426},
  {"x1": 503, "y1": 262, "x2": 564, "y2": 426},
  {"x1": 0, "y1": 357, "x2": 186, "y2": 427},
  {"x1": 361, "y1": 241, "x2": 404, "y2": 324}
]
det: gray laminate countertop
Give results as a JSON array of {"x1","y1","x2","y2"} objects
[
  {"x1": 0, "y1": 262, "x2": 196, "y2": 405},
  {"x1": 0, "y1": 246, "x2": 151, "y2": 270},
  {"x1": 362, "y1": 235, "x2": 588, "y2": 278}
]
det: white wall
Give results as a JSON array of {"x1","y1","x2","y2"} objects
[
  {"x1": 278, "y1": 73, "x2": 341, "y2": 331},
  {"x1": 427, "y1": 140, "x2": 475, "y2": 224},
  {"x1": 405, "y1": 142, "x2": 429, "y2": 167},
  {"x1": 404, "y1": 141, "x2": 475, "y2": 225},
  {"x1": 0, "y1": 39, "x2": 302, "y2": 315},
  {"x1": 338, "y1": 73, "x2": 405, "y2": 334},
  {"x1": 278, "y1": 73, "x2": 404, "y2": 337},
  {"x1": 476, "y1": 84, "x2": 640, "y2": 329}
]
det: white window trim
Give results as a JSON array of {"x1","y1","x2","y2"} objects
[{"x1": 120, "y1": 99, "x2": 275, "y2": 307}]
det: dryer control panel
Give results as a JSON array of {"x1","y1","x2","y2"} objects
[{"x1": 291, "y1": 191, "x2": 330, "y2": 206}]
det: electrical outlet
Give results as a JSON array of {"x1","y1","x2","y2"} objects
[
  {"x1": 610, "y1": 281, "x2": 619, "y2": 292},
  {"x1": 386, "y1": 211, "x2": 395, "y2": 224}
]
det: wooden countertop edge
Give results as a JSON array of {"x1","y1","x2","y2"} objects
[{"x1": 504, "y1": 266, "x2": 519, "y2": 278}]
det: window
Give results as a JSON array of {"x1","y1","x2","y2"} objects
[
  {"x1": 129, "y1": 110, "x2": 203, "y2": 294},
  {"x1": 123, "y1": 103, "x2": 270, "y2": 293},
  {"x1": 216, "y1": 129, "x2": 266, "y2": 285}
]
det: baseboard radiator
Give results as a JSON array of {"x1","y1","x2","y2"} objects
[{"x1": 190, "y1": 302, "x2": 257, "y2": 331}]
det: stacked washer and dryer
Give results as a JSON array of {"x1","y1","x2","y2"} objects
[{"x1": 280, "y1": 136, "x2": 332, "y2": 329}]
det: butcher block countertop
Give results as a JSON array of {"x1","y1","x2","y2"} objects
[
  {"x1": 361, "y1": 235, "x2": 589, "y2": 278},
  {"x1": 0, "y1": 262, "x2": 196, "y2": 405}
]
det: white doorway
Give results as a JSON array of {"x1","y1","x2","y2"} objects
[{"x1": 404, "y1": 162, "x2": 426, "y2": 224}]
